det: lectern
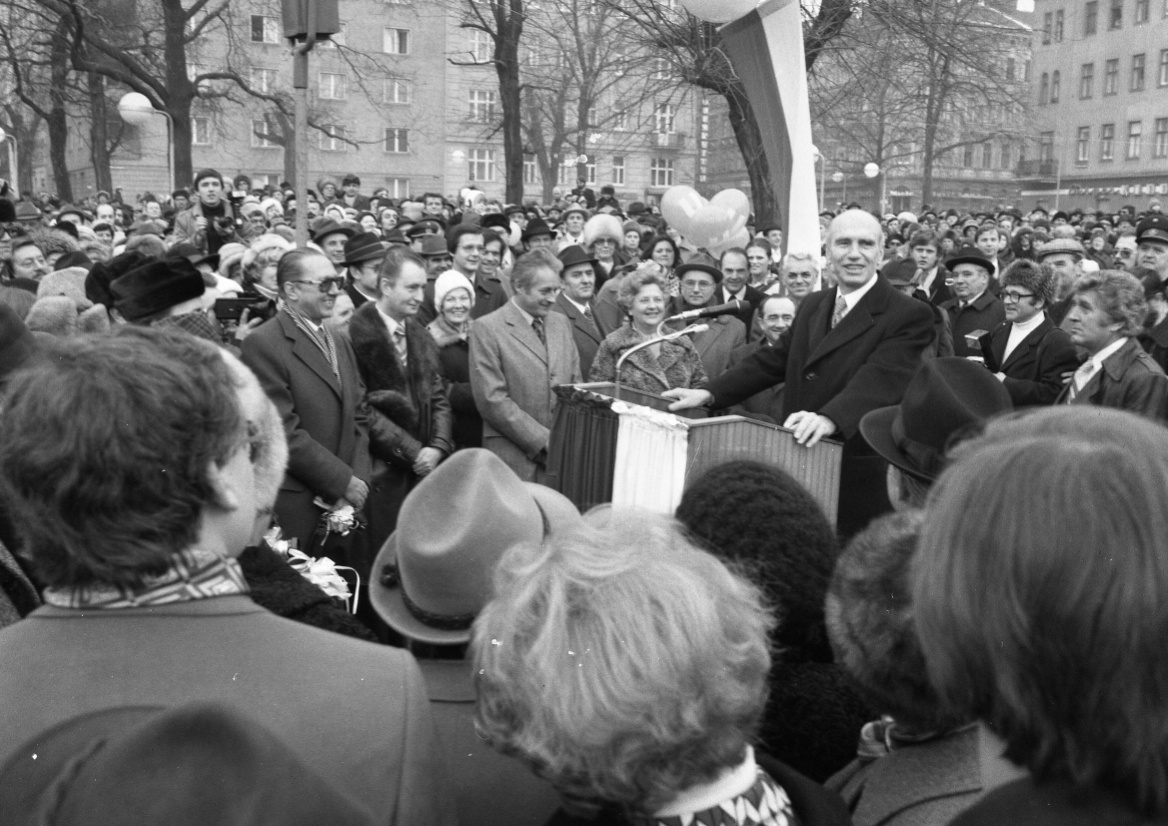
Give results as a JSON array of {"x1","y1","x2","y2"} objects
[{"x1": 546, "y1": 383, "x2": 843, "y2": 522}]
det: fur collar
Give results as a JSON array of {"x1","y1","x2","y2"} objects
[{"x1": 349, "y1": 302, "x2": 441, "y2": 431}]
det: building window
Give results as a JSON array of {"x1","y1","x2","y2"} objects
[
  {"x1": 1104, "y1": 58, "x2": 1119, "y2": 94},
  {"x1": 385, "y1": 178, "x2": 409, "y2": 198},
  {"x1": 652, "y1": 57, "x2": 670, "y2": 80},
  {"x1": 468, "y1": 89, "x2": 497, "y2": 123},
  {"x1": 383, "y1": 77, "x2": 411, "y2": 104},
  {"x1": 1085, "y1": 0, "x2": 1098, "y2": 33},
  {"x1": 1042, "y1": 11, "x2": 1052, "y2": 42},
  {"x1": 1040, "y1": 132, "x2": 1055, "y2": 162},
  {"x1": 470, "y1": 30, "x2": 491, "y2": 63},
  {"x1": 963, "y1": 143, "x2": 975, "y2": 166},
  {"x1": 1101, "y1": 122, "x2": 1115, "y2": 160},
  {"x1": 981, "y1": 141, "x2": 994, "y2": 169},
  {"x1": 649, "y1": 158, "x2": 674, "y2": 187},
  {"x1": 1132, "y1": 53, "x2": 1146, "y2": 90},
  {"x1": 468, "y1": 149, "x2": 495, "y2": 182},
  {"x1": 1127, "y1": 120, "x2": 1143, "y2": 158},
  {"x1": 584, "y1": 159, "x2": 597, "y2": 185},
  {"x1": 383, "y1": 28, "x2": 410, "y2": 54},
  {"x1": 250, "y1": 15, "x2": 280, "y2": 44},
  {"x1": 1160, "y1": 50, "x2": 1168, "y2": 85},
  {"x1": 612, "y1": 109, "x2": 630, "y2": 131},
  {"x1": 1077, "y1": 126, "x2": 1090, "y2": 163},
  {"x1": 1039, "y1": 72, "x2": 1049, "y2": 104},
  {"x1": 1006, "y1": 57, "x2": 1016, "y2": 80},
  {"x1": 1110, "y1": 0, "x2": 1123, "y2": 27},
  {"x1": 318, "y1": 72, "x2": 346, "y2": 100},
  {"x1": 1080, "y1": 62, "x2": 1095, "y2": 98},
  {"x1": 320, "y1": 125, "x2": 346, "y2": 152},
  {"x1": 384, "y1": 127, "x2": 409, "y2": 153},
  {"x1": 654, "y1": 103, "x2": 675, "y2": 133},
  {"x1": 251, "y1": 119, "x2": 278, "y2": 148},
  {"x1": 191, "y1": 116, "x2": 211, "y2": 146},
  {"x1": 612, "y1": 155, "x2": 625, "y2": 186},
  {"x1": 1136, "y1": 0, "x2": 1150, "y2": 21},
  {"x1": 318, "y1": 24, "x2": 344, "y2": 49},
  {"x1": 1155, "y1": 118, "x2": 1168, "y2": 157},
  {"x1": 250, "y1": 67, "x2": 277, "y2": 94},
  {"x1": 1050, "y1": 70, "x2": 1061, "y2": 102},
  {"x1": 1000, "y1": 142, "x2": 1012, "y2": 170},
  {"x1": 523, "y1": 155, "x2": 538, "y2": 184},
  {"x1": 1054, "y1": 9, "x2": 1065, "y2": 38}
]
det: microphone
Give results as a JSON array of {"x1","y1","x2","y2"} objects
[{"x1": 667, "y1": 300, "x2": 745, "y2": 322}]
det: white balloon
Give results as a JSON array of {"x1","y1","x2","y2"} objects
[
  {"x1": 863, "y1": 162, "x2": 880, "y2": 179},
  {"x1": 676, "y1": 0, "x2": 758, "y2": 24}
]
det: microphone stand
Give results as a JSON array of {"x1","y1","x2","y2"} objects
[{"x1": 614, "y1": 323, "x2": 709, "y2": 405}]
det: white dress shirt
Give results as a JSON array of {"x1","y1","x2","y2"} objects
[{"x1": 835, "y1": 274, "x2": 879, "y2": 323}]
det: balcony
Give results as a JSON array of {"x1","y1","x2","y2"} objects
[
  {"x1": 1016, "y1": 159, "x2": 1058, "y2": 181},
  {"x1": 651, "y1": 132, "x2": 686, "y2": 150}
]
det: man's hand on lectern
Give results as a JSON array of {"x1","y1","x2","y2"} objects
[
  {"x1": 663, "y1": 388, "x2": 714, "y2": 411},
  {"x1": 784, "y1": 411, "x2": 837, "y2": 447}
]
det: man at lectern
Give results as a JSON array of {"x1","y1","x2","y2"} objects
[{"x1": 666, "y1": 210, "x2": 934, "y2": 537}]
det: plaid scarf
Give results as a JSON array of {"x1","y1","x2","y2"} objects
[
  {"x1": 279, "y1": 300, "x2": 341, "y2": 386},
  {"x1": 43, "y1": 548, "x2": 249, "y2": 609}
]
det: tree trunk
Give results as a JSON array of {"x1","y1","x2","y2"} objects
[
  {"x1": 88, "y1": 72, "x2": 114, "y2": 194},
  {"x1": 723, "y1": 84, "x2": 777, "y2": 225},
  {"x1": 162, "y1": 0, "x2": 193, "y2": 188},
  {"x1": 47, "y1": 24, "x2": 72, "y2": 202},
  {"x1": 1, "y1": 105, "x2": 39, "y2": 197},
  {"x1": 495, "y1": 0, "x2": 525, "y2": 205}
]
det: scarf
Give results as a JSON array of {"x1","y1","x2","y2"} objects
[
  {"x1": 637, "y1": 769, "x2": 797, "y2": 826},
  {"x1": 152, "y1": 310, "x2": 222, "y2": 344},
  {"x1": 43, "y1": 548, "x2": 249, "y2": 609},
  {"x1": 279, "y1": 299, "x2": 341, "y2": 386}
]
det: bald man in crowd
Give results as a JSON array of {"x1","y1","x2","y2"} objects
[{"x1": 667, "y1": 209, "x2": 934, "y2": 536}]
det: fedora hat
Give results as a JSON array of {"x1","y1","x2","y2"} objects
[
  {"x1": 342, "y1": 232, "x2": 388, "y2": 266},
  {"x1": 945, "y1": 245, "x2": 996, "y2": 276},
  {"x1": 522, "y1": 217, "x2": 554, "y2": 243},
  {"x1": 417, "y1": 235, "x2": 450, "y2": 258},
  {"x1": 372, "y1": 449, "x2": 581, "y2": 645},
  {"x1": 557, "y1": 244, "x2": 600, "y2": 270},
  {"x1": 0, "y1": 703, "x2": 374, "y2": 826},
  {"x1": 676, "y1": 251, "x2": 723, "y2": 284},
  {"x1": 860, "y1": 357, "x2": 1012, "y2": 481}
]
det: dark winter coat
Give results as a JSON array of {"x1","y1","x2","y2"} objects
[{"x1": 428, "y1": 318, "x2": 482, "y2": 449}]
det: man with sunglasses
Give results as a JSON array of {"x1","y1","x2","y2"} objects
[
  {"x1": 977, "y1": 260, "x2": 1079, "y2": 407},
  {"x1": 241, "y1": 249, "x2": 371, "y2": 567}
]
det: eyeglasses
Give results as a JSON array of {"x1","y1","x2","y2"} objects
[
  {"x1": 593, "y1": 238, "x2": 616, "y2": 246},
  {"x1": 1001, "y1": 290, "x2": 1036, "y2": 302},
  {"x1": 290, "y1": 277, "x2": 344, "y2": 293}
]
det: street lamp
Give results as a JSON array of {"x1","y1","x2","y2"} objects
[
  {"x1": 118, "y1": 92, "x2": 174, "y2": 193},
  {"x1": 0, "y1": 126, "x2": 17, "y2": 192},
  {"x1": 811, "y1": 144, "x2": 825, "y2": 212},
  {"x1": 864, "y1": 162, "x2": 884, "y2": 214},
  {"x1": 831, "y1": 170, "x2": 845, "y2": 205}
]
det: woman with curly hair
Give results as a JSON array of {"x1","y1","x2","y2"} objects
[
  {"x1": 588, "y1": 265, "x2": 706, "y2": 393},
  {"x1": 474, "y1": 508, "x2": 847, "y2": 825}
]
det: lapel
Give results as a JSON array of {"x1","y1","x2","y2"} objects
[
  {"x1": 806, "y1": 281, "x2": 884, "y2": 366},
  {"x1": 280, "y1": 312, "x2": 341, "y2": 399},
  {"x1": 556, "y1": 293, "x2": 602, "y2": 344},
  {"x1": 805, "y1": 290, "x2": 835, "y2": 356},
  {"x1": 502, "y1": 301, "x2": 548, "y2": 365},
  {"x1": 691, "y1": 316, "x2": 730, "y2": 356},
  {"x1": 1000, "y1": 317, "x2": 1053, "y2": 372}
]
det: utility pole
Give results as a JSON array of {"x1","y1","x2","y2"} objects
[{"x1": 282, "y1": 0, "x2": 340, "y2": 247}]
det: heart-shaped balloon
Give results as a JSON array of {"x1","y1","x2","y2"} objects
[
  {"x1": 710, "y1": 189, "x2": 751, "y2": 222},
  {"x1": 707, "y1": 227, "x2": 752, "y2": 258},
  {"x1": 687, "y1": 204, "x2": 748, "y2": 249},
  {"x1": 660, "y1": 185, "x2": 707, "y2": 239}
]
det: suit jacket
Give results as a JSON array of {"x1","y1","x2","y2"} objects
[
  {"x1": 978, "y1": 316, "x2": 1080, "y2": 407},
  {"x1": 552, "y1": 292, "x2": 607, "y2": 378},
  {"x1": 705, "y1": 277, "x2": 934, "y2": 535},
  {"x1": 690, "y1": 314, "x2": 748, "y2": 381},
  {"x1": 470, "y1": 301, "x2": 582, "y2": 482},
  {"x1": 950, "y1": 777, "x2": 1165, "y2": 826},
  {"x1": 726, "y1": 339, "x2": 783, "y2": 422},
  {"x1": 0, "y1": 597, "x2": 456, "y2": 825},
  {"x1": 1138, "y1": 315, "x2": 1168, "y2": 373},
  {"x1": 1054, "y1": 336, "x2": 1168, "y2": 421},
  {"x1": 922, "y1": 266, "x2": 952, "y2": 307},
  {"x1": 241, "y1": 311, "x2": 371, "y2": 548},
  {"x1": 942, "y1": 291, "x2": 1006, "y2": 358},
  {"x1": 718, "y1": 284, "x2": 766, "y2": 336}
]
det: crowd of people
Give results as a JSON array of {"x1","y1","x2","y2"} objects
[{"x1": 1, "y1": 168, "x2": 1168, "y2": 825}]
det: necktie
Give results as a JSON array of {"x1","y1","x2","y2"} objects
[
  {"x1": 583, "y1": 304, "x2": 599, "y2": 334},
  {"x1": 532, "y1": 317, "x2": 546, "y2": 345},
  {"x1": 1068, "y1": 360, "x2": 1096, "y2": 401},
  {"x1": 393, "y1": 325, "x2": 408, "y2": 367},
  {"x1": 831, "y1": 293, "x2": 847, "y2": 329}
]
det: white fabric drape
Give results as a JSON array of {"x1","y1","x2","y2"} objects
[{"x1": 611, "y1": 401, "x2": 690, "y2": 514}]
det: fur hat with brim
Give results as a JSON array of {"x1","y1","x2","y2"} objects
[
  {"x1": 582, "y1": 214, "x2": 623, "y2": 248},
  {"x1": 0, "y1": 703, "x2": 375, "y2": 826},
  {"x1": 372, "y1": 448, "x2": 581, "y2": 645},
  {"x1": 111, "y1": 259, "x2": 205, "y2": 323},
  {"x1": 85, "y1": 251, "x2": 152, "y2": 308},
  {"x1": 825, "y1": 510, "x2": 966, "y2": 731},
  {"x1": 860, "y1": 357, "x2": 1012, "y2": 481},
  {"x1": 25, "y1": 297, "x2": 110, "y2": 338},
  {"x1": 37, "y1": 267, "x2": 93, "y2": 309},
  {"x1": 1001, "y1": 259, "x2": 1058, "y2": 305}
]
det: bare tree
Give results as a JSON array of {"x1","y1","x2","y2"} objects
[{"x1": 616, "y1": 0, "x2": 853, "y2": 223}]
